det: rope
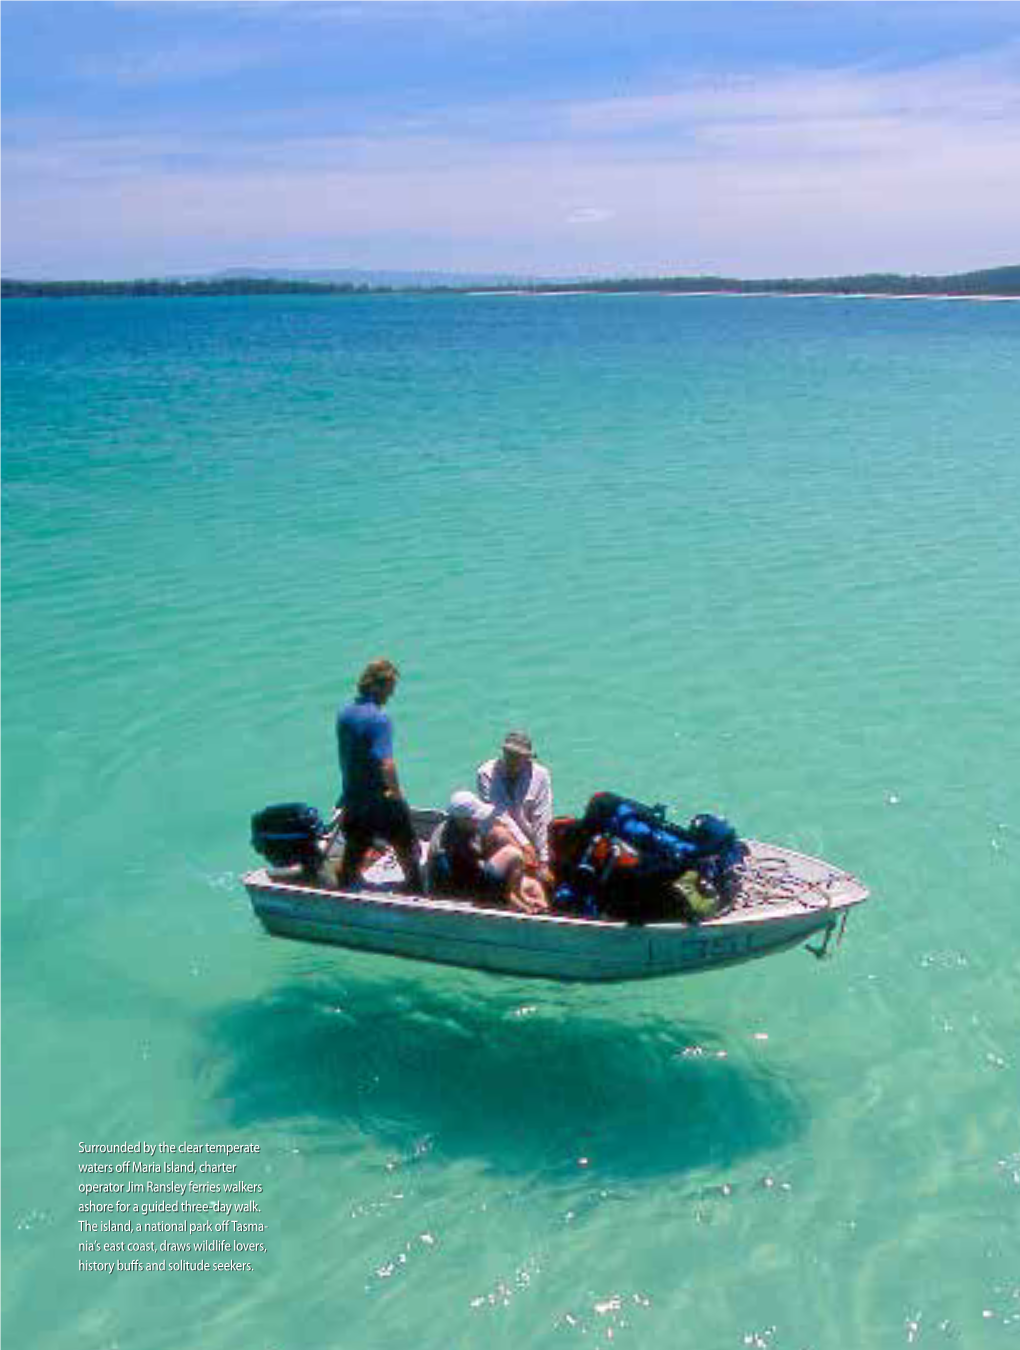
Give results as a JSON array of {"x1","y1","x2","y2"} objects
[{"x1": 728, "y1": 851, "x2": 854, "y2": 913}]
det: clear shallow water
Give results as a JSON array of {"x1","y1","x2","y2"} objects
[{"x1": 2, "y1": 293, "x2": 1018, "y2": 1349}]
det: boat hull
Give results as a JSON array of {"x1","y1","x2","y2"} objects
[{"x1": 242, "y1": 841, "x2": 868, "y2": 982}]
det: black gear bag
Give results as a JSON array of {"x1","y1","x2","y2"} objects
[{"x1": 250, "y1": 802, "x2": 325, "y2": 870}]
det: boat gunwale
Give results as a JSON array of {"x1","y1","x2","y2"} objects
[{"x1": 242, "y1": 839, "x2": 869, "y2": 933}]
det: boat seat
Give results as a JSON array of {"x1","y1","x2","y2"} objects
[{"x1": 410, "y1": 806, "x2": 446, "y2": 839}]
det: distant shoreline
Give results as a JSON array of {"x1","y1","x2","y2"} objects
[
  {"x1": 3, "y1": 264, "x2": 1018, "y2": 301},
  {"x1": 468, "y1": 288, "x2": 1020, "y2": 302},
  {"x1": 5, "y1": 287, "x2": 1019, "y2": 304}
]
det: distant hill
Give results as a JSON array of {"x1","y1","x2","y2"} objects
[
  {"x1": 4, "y1": 265, "x2": 1018, "y2": 299},
  {"x1": 206, "y1": 266, "x2": 542, "y2": 288}
]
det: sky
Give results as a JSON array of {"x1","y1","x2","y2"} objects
[{"x1": 2, "y1": 1, "x2": 1020, "y2": 280}]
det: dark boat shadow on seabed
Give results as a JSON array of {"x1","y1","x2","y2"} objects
[{"x1": 196, "y1": 966, "x2": 806, "y2": 1184}]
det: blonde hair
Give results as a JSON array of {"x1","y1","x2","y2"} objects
[{"x1": 357, "y1": 658, "x2": 400, "y2": 696}]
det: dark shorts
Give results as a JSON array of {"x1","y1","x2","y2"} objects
[{"x1": 342, "y1": 797, "x2": 417, "y2": 854}]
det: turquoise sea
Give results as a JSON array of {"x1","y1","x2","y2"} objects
[{"x1": 2, "y1": 293, "x2": 1018, "y2": 1350}]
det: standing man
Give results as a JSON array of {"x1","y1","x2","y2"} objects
[
  {"x1": 476, "y1": 730, "x2": 554, "y2": 886},
  {"x1": 336, "y1": 658, "x2": 424, "y2": 894}
]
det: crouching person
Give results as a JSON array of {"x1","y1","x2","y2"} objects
[{"x1": 426, "y1": 792, "x2": 549, "y2": 914}]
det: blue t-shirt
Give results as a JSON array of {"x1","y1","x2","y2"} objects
[{"x1": 336, "y1": 695, "x2": 394, "y2": 809}]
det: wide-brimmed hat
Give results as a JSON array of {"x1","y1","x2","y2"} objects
[
  {"x1": 447, "y1": 790, "x2": 494, "y2": 826},
  {"x1": 502, "y1": 730, "x2": 534, "y2": 757}
]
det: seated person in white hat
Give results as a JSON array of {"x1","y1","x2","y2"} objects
[
  {"x1": 476, "y1": 731, "x2": 554, "y2": 887},
  {"x1": 425, "y1": 791, "x2": 548, "y2": 914}
]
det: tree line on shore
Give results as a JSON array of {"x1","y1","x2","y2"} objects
[
  {"x1": 0, "y1": 277, "x2": 385, "y2": 298},
  {"x1": 3, "y1": 265, "x2": 1018, "y2": 299}
]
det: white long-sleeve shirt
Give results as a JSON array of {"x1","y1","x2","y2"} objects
[{"x1": 476, "y1": 758, "x2": 553, "y2": 862}]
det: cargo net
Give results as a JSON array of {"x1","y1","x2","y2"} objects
[{"x1": 727, "y1": 851, "x2": 854, "y2": 913}]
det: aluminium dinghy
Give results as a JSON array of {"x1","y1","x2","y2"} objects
[{"x1": 242, "y1": 807, "x2": 869, "y2": 983}]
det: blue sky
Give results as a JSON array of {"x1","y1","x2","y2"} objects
[{"x1": 3, "y1": 2, "x2": 1019, "y2": 279}]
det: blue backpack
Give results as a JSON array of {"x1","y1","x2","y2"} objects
[{"x1": 562, "y1": 793, "x2": 746, "y2": 915}]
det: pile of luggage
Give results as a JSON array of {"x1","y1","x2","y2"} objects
[{"x1": 549, "y1": 792, "x2": 747, "y2": 923}]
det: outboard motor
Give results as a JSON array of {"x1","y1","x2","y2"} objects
[{"x1": 251, "y1": 802, "x2": 325, "y2": 871}]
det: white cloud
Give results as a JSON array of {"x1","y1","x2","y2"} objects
[
  {"x1": 561, "y1": 44, "x2": 1020, "y2": 165},
  {"x1": 591, "y1": 43, "x2": 1019, "y2": 118},
  {"x1": 73, "y1": 37, "x2": 280, "y2": 88},
  {"x1": 8, "y1": 119, "x2": 1018, "y2": 275},
  {"x1": 566, "y1": 207, "x2": 615, "y2": 226},
  {"x1": 4, "y1": 44, "x2": 1019, "y2": 276}
]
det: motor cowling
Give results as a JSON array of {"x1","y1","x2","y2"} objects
[{"x1": 250, "y1": 802, "x2": 325, "y2": 870}]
